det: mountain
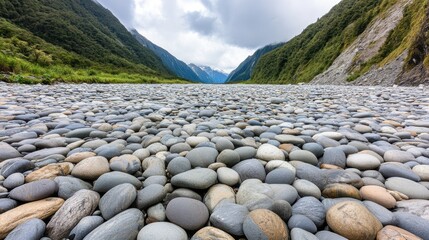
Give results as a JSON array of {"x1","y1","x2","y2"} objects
[
  {"x1": 251, "y1": 0, "x2": 429, "y2": 86},
  {"x1": 189, "y1": 64, "x2": 228, "y2": 84},
  {"x1": 0, "y1": 0, "x2": 187, "y2": 84},
  {"x1": 131, "y1": 30, "x2": 201, "y2": 82},
  {"x1": 226, "y1": 43, "x2": 283, "y2": 83}
]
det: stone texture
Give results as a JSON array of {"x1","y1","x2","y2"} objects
[
  {"x1": 71, "y1": 156, "x2": 110, "y2": 181},
  {"x1": 166, "y1": 197, "x2": 209, "y2": 231},
  {"x1": 243, "y1": 209, "x2": 288, "y2": 240},
  {"x1": 25, "y1": 162, "x2": 73, "y2": 182}
]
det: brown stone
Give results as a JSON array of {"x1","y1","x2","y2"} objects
[
  {"x1": 203, "y1": 184, "x2": 235, "y2": 212},
  {"x1": 382, "y1": 120, "x2": 402, "y2": 127},
  {"x1": 279, "y1": 144, "x2": 295, "y2": 153},
  {"x1": 0, "y1": 197, "x2": 64, "y2": 238},
  {"x1": 320, "y1": 164, "x2": 343, "y2": 170},
  {"x1": 360, "y1": 185, "x2": 396, "y2": 209},
  {"x1": 377, "y1": 225, "x2": 422, "y2": 240},
  {"x1": 26, "y1": 162, "x2": 74, "y2": 182},
  {"x1": 191, "y1": 226, "x2": 235, "y2": 240},
  {"x1": 327, "y1": 201, "x2": 382, "y2": 240},
  {"x1": 71, "y1": 156, "x2": 110, "y2": 180},
  {"x1": 46, "y1": 190, "x2": 100, "y2": 240},
  {"x1": 65, "y1": 152, "x2": 96, "y2": 164},
  {"x1": 244, "y1": 209, "x2": 288, "y2": 240},
  {"x1": 322, "y1": 183, "x2": 362, "y2": 200}
]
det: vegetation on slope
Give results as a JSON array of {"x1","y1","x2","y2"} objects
[
  {"x1": 347, "y1": 0, "x2": 429, "y2": 81},
  {"x1": 0, "y1": 19, "x2": 186, "y2": 84},
  {"x1": 250, "y1": 0, "x2": 398, "y2": 84}
]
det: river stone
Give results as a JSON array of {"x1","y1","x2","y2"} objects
[
  {"x1": 232, "y1": 159, "x2": 266, "y2": 182},
  {"x1": 413, "y1": 165, "x2": 429, "y2": 181},
  {"x1": 186, "y1": 147, "x2": 218, "y2": 168},
  {"x1": 346, "y1": 153, "x2": 381, "y2": 170},
  {"x1": 69, "y1": 216, "x2": 104, "y2": 240},
  {"x1": 322, "y1": 183, "x2": 361, "y2": 200},
  {"x1": 326, "y1": 201, "x2": 382, "y2": 240},
  {"x1": 380, "y1": 163, "x2": 420, "y2": 182},
  {"x1": 99, "y1": 183, "x2": 136, "y2": 220},
  {"x1": 9, "y1": 179, "x2": 58, "y2": 202},
  {"x1": 0, "y1": 199, "x2": 18, "y2": 214},
  {"x1": 243, "y1": 209, "x2": 288, "y2": 240},
  {"x1": 136, "y1": 184, "x2": 166, "y2": 210},
  {"x1": 167, "y1": 157, "x2": 191, "y2": 176},
  {"x1": 171, "y1": 168, "x2": 217, "y2": 190},
  {"x1": 384, "y1": 150, "x2": 416, "y2": 163},
  {"x1": 360, "y1": 185, "x2": 396, "y2": 209},
  {"x1": 394, "y1": 212, "x2": 429, "y2": 240},
  {"x1": 385, "y1": 177, "x2": 429, "y2": 199},
  {"x1": 3, "y1": 173, "x2": 24, "y2": 189},
  {"x1": 315, "y1": 231, "x2": 348, "y2": 240},
  {"x1": 289, "y1": 150, "x2": 318, "y2": 165},
  {"x1": 320, "y1": 147, "x2": 346, "y2": 168},
  {"x1": 290, "y1": 228, "x2": 318, "y2": 240},
  {"x1": 71, "y1": 156, "x2": 110, "y2": 181},
  {"x1": 5, "y1": 218, "x2": 45, "y2": 240},
  {"x1": 217, "y1": 167, "x2": 240, "y2": 186},
  {"x1": 0, "y1": 142, "x2": 21, "y2": 161},
  {"x1": 166, "y1": 197, "x2": 209, "y2": 231},
  {"x1": 292, "y1": 196, "x2": 326, "y2": 228},
  {"x1": 236, "y1": 179, "x2": 274, "y2": 210},
  {"x1": 109, "y1": 154, "x2": 141, "y2": 174},
  {"x1": 65, "y1": 152, "x2": 96, "y2": 164},
  {"x1": 0, "y1": 198, "x2": 64, "y2": 239},
  {"x1": 216, "y1": 149, "x2": 240, "y2": 167},
  {"x1": 377, "y1": 225, "x2": 422, "y2": 240},
  {"x1": 0, "y1": 159, "x2": 35, "y2": 178},
  {"x1": 46, "y1": 190, "x2": 100, "y2": 240},
  {"x1": 191, "y1": 227, "x2": 234, "y2": 240},
  {"x1": 363, "y1": 200, "x2": 396, "y2": 226},
  {"x1": 65, "y1": 128, "x2": 95, "y2": 138},
  {"x1": 288, "y1": 214, "x2": 317, "y2": 233},
  {"x1": 26, "y1": 162, "x2": 74, "y2": 182},
  {"x1": 210, "y1": 202, "x2": 248, "y2": 236},
  {"x1": 137, "y1": 222, "x2": 187, "y2": 240},
  {"x1": 24, "y1": 147, "x2": 70, "y2": 160},
  {"x1": 395, "y1": 200, "x2": 429, "y2": 221},
  {"x1": 54, "y1": 176, "x2": 92, "y2": 199},
  {"x1": 93, "y1": 171, "x2": 142, "y2": 193},
  {"x1": 256, "y1": 144, "x2": 285, "y2": 161},
  {"x1": 83, "y1": 208, "x2": 144, "y2": 240},
  {"x1": 204, "y1": 184, "x2": 235, "y2": 212},
  {"x1": 293, "y1": 179, "x2": 321, "y2": 199},
  {"x1": 302, "y1": 143, "x2": 325, "y2": 158},
  {"x1": 265, "y1": 167, "x2": 295, "y2": 184},
  {"x1": 291, "y1": 161, "x2": 327, "y2": 189}
]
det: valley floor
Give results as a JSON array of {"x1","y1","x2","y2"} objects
[{"x1": 0, "y1": 83, "x2": 429, "y2": 239}]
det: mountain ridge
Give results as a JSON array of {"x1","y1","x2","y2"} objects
[{"x1": 189, "y1": 64, "x2": 228, "y2": 84}]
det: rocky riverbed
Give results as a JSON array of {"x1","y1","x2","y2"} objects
[{"x1": 0, "y1": 82, "x2": 429, "y2": 240}]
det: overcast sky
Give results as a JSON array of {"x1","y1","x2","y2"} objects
[{"x1": 97, "y1": 0, "x2": 341, "y2": 73}]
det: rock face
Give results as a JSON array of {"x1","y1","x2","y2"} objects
[
  {"x1": 46, "y1": 190, "x2": 99, "y2": 240},
  {"x1": 243, "y1": 209, "x2": 288, "y2": 240},
  {"x1": 83, "y1": 208, "x2": 144, "y2": 240},
  {"x1": 0, "y1": 198, "x2": 64, "y2": 238},
  {"x1": 326, "y1": 201, "x2": 382, "y2": 240}
]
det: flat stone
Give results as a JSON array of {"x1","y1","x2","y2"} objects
[
  {"x1": 0, "y1": 198, "x2": 64, "y2": 239},
  {"x1": 204, "y1": 184, "x2": 235, "y2": 212},
  {"x1": 0, "y1": 199, "x2": 18, "y2": 214},
  {"x1": 217, "y1": 167, "x2": 240, "y2": 186},
  {"x1": 83, "y1": 208, "x2": 144, "y2": 240},
  {"x1": 99, "y1": 183, "x2": 136, "y2": 220},
  {"x1": 320, "y1": 147, "x2": 346, "y2": 168},
  {"x1": 186, "y1": 147, "x2": 218, "y2": 168},
  {"x1": 93, "y1": 171, "x2": 142, "y2": 193},
  {"x1": 384, "y1": 150, "x2": 415, "y2": 163},
  {"x1": 289, "y1": 150, "x2": 318, "y2": 165},
  {"x1": 5, "y1": 218, "x2": 45, "y2": 240},
  {"x1": 256, "y1": 144, "x2": 285, "y2": 161},
  {"x1": 275, "y1": 135, "x2": 305, "y2": 145},
  {"x1": 109, "y1": 154, "x2": 141, "y2": 174},
  {"x1": 347, "y1": 153, "x2": 381, "y2": 170},
  {"x1": 265, "y1": 167, "x2": 295, "y2": 184},
  {"x1": 322, "y1": 183, "x2": 361, "y2": 200},
  {"x1": 292, "y1": 196, "x2": 326, "y2": 228},
  {"x1": 210, "y1": 202, "x2": 248, "y2": 236},
  {"x1": 290, "y1": 228, "x2": 318, "y2": 240},
  {"x1": 385, "y1": 177, "x2": 429, "y2": 199},
  {"x1": 171, "y1": 168, "x2": 217, "y2": 190},
  {"x1": 243, "y1": 209, "x2": 288, "y2": 240},
  {"x1": 137, "y1": 222, "x2": 187, "y2": 240},
  {"x1": 326, "y1": 201, "x2": 382, "y2": 240},
  {"x1": 0, "y1": 159, "x2": 35, "y2": 178},
  {"x1": 9, "y1": 179, "x2": 58, "y2": 202},
  {"x1": 26, "y1": 162, "x2": 74, "y2": 182},
  {"x1": 232, "y1": 159, "x2": 266, "y2": 182},
  {"x1": 46, "y1": 190, "x2": 100, "y2": 240},
  {"x1": 191, "y1": 227, "x2": 234, "y2": 240},
  {"x1": 216, "y1": 149, "x2": 240, "y2": 167},
  {"x1": 377, "y1": 225, "x2": 423, "y2": 240},
  {"x1": 3, "y1": 173, "x2": 25, "y2": 189},
  {"x1": 395, "y1": 200, "x2": 429, "y2": 221},
  {"x1": 71, "y1": 156, "x2": 110, "y2": 181},
  {"x1": 363, "y1": 201, "x2": 396, "y2": 226},
  {"x1": 69, "y1": 216, "x2": 104, "y2": 240},
  {"x1": 360, "y1": 185, "x2": 396, "y2": 209},
  {"x1": 288, "y1": 214, "x2": 317, "y2": 233},
  {"x1": 166, "y1": 197, "x2": 209, "y2": 231},
  {"x1": 24, "y1": 147, "x2": 69, "y2": 160},
  {"x1": 293, "y1": 179, "x2": 321, "y2": 199},
  {"x1": 380, "y1": 163, "x2": 420, "y2": 182},
  {"x1": 136, "y1": 184, "x2": 166, "y2": 210},
  {"x1": 65, "y1": 152, "x2": 97, "y2": 164},
  {"x1": 54, "y1": 176, "x2": 92, "y2": 199},
  {"x1": 412, "y1": 165, "x2": 429, "y2": 181},
  {"x1": 315, "y1": 230, "x2": 348, "y2": 240},
  {"x1": 394, "y1": 212, "x2": 429, "y2": 240},
  {"x1": 0, "y1": 142, "x2": 21, "y2": 161}
]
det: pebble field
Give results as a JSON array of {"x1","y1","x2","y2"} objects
[{"x1": 0, "y1": 82, "x2": 429, "y2": 240}]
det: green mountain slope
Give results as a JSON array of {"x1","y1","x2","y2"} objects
[
  {"x1": 250, "y1": 0, "x2": 425, "y2": 84},
  {"x1": 0, "y1": 0, "x2": 186, "y2": 84}
]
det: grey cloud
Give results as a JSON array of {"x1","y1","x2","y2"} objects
[{"x1": 185, "y1": 12, "x2": 217, "y2": 36}]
